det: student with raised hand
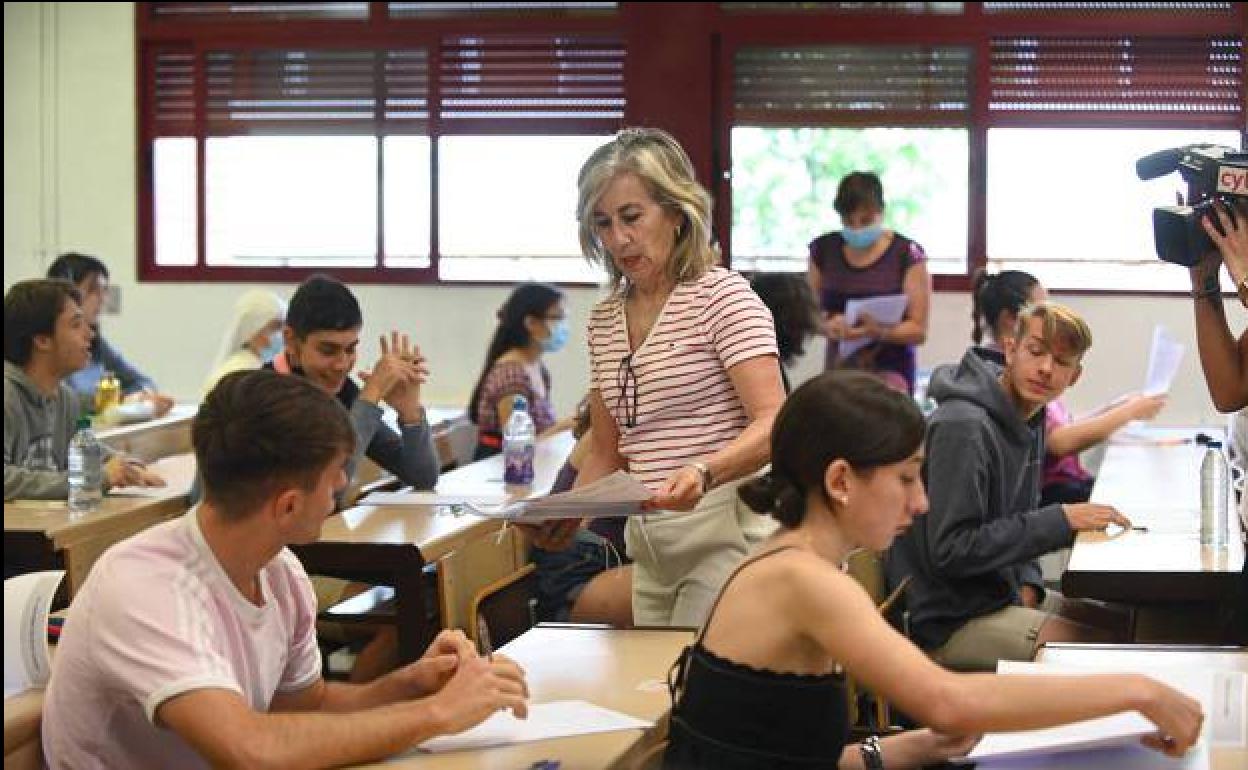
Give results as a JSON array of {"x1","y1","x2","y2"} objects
[
  {"x1": 663, "y1": 370, "x2": 1203, "y2": 770},
  {"x1": 201, "y1": 288, "x2": 287, "y2": 397},
  {"x1": 46, "y1": 252, "x2": 174, "y2": 417},
  {"x1": 4, "y1": 280, "x2": 163, "y2": 502},
  {"x1": 970, "y1": 269, "x2": 1166, "y2": 506},
  {"x1": 42, "y1": 370, "x2": 529, "y2": 769},
  {"x1": 889, "y1": 301, "x2": 1132, "y2": 672}
]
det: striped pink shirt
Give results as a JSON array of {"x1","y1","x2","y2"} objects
[{"x1": 588, "y1": 267, "x2": 778, "y2": 489}]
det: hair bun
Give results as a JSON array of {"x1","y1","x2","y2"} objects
[
  {"x1": 738, "y1": 472, "x2": 779, "y2": 514},
  {"x1": 738, "y1": 471, "x2": 806, "y2": 528}
]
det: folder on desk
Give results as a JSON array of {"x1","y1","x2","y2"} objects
[{"x1": 466, "y1": 471, "x2": 652, "y2": 521}]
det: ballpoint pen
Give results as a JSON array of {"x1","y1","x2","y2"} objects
[{"x1": 477, "y1": 615, "x2": 494, "y2": 661}]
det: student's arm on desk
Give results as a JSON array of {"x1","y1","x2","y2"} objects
[
  {"x1": 158, "y1": 631, "x2": 529, "y2": 770},
  {"x1": 783, "y1": 555, "x2": 1204, "y2": 761},
  {"x1": 520, "y1": 389, "x2": 624, "y2": 551},
  {"x1": 923, "y1": 421, "x2": 1073, "y2": 577}
]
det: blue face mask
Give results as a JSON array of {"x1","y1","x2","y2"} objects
[
  {"x1": 259, "y1": 330, "x2": 283, "y2": 363},
  {"x1": 842, "y1": 223, "x2": 883, "y2": 250},
  {"x1": 540, "y1": 319, "x2": 570, "y2": 354}
]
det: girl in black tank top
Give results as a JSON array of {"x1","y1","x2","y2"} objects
[{"x1": 662, "y1": 371, "x2": 1205, "y2": 769}]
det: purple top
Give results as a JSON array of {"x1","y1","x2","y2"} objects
[
  {"x1": 475, "y1": 360, "x2": 557, "y2": 438},
  {"x1": 809, "y1": 231, "x2": 926, "y2": 393},
  {"x1": 1043, "y1": 399, "x2": 1092, "y2": 486}
]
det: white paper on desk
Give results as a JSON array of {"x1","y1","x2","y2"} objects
[
  {"x1": 364, "y1": 491, "x2": 509, "y2": 508},
  {"x1": 1144, "y1": 325, "x2": 1185, "y2": 397},
  {"x1": 964, "y1": 661, "x2": 1219, "y2": 764},
  {"x1": 996, "y1": 661, "x2": 1245, "y2": 749},
  {"x1": 3, "y1": 570, "x2": 64, "y2": 699},
  {"x1": 411, "y1": 700, "x2": 651, "y2": 754},
  {"x1": 838, "y1": 294, "x2": 908, "y2": 360},
  {"x1": 466, "y1": 470, "x2": 652, "y2": 521},
  {"x1": 107, "y1": 455, "x2": 184, "y2": 498},
  {"x1": 971, "y1": 741, "x2": 1209, "y2": 770}
]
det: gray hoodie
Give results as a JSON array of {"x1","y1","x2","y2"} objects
[
  {"x1": 4, "y1": 361, "x2": 106, "y2": 500},
  {"x1": 886, "y1": 347, "x2": 1073, "y2": 649}
]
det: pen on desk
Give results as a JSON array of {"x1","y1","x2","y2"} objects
[
  {"x1": 1131, "y1": 525, "x2": 1149, "y2": 532},
  {"x1": 477, "y1": 615, "x2": 494, "y2": 661}
]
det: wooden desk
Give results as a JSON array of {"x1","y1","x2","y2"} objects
[
  {"x1": 1036, "y1": 643, "x2": 1248, "y2": 770},
  {"x1": 2, "y1": 688, "x2": 44, "y2": 770},
  {"x1": 353, "y1": 625, "x2": 693, "y2": 770},
  {"x1": 1064, "y1": 433, "x2": 1245, "y2": 607},
  {"x1": 97, "y1": 403, "x2": 197, "y2": 461},
  {"x1": 3, "y1": 453, "x2": 196, "y2": 595},
  {"x1": 292, "y1": 432, "x2": 575, "y2": 663}
]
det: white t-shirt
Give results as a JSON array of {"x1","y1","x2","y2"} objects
[{"x1": 42, "y1": 509, "x2": 322, "y2": 769}]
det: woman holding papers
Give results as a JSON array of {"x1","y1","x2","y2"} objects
[
  {"x1": 664, "y1": 371, "x2": 1203, "y2": 770},
  {"x1": 808, "y1": 171, "x2": 931, "y2": 394},
  {"x1": 557, "y1": 128, "x2": 785, "y2": 628},
  {"x1": 971, "y1": 269, "x2": 1166, "y2": 505}
]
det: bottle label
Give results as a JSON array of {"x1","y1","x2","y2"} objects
[{"x1": 503, "y1": 442, "x2": 535, "y2": 485}]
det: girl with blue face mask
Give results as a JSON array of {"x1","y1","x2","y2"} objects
[
  {"x1": 201, "y1": 289, "x2": 287, "y2": 398},
  {"x1": 808, "y1": 170, "x2": 933, "y2": 395},
  {"x1": 469, "y1": 283, "x2": 574, "y2": 460}
]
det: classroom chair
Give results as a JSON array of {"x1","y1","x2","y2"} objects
[
  {"x1": 468, "y1": 563, "x2": 538, "y2": 654},
  {"x1": 845, "y1": 550, "x2": 911, "y2": 731}
]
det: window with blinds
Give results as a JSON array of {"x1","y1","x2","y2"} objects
[
  {"x1": 985, "y1": 35, "x2": 1243, "y2": 291},
  {"x1": 730, "y1": 45, "x2": 972, "y2": 274},
  {"x1": 140, "y1": 11, "x2": 624, "y2": 281}
]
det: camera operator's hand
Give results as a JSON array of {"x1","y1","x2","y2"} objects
[{"x1": 1201, "y1": 201, "x2": 1248, "y2": 304}]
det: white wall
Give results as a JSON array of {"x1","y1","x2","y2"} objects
[{"x1": 4, "y1": 2, "x2": 1238, "y2": 426}]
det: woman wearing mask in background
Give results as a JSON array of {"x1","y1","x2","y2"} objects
[
  {"x1": 469, "y1": 283, "x2": 574, "y2": 461},
  {"x1": 808, "y1": 171, "x2": 932, "y2": 394},
  {"x1": 201, "y1": 289, "x2": 287, "y2": 398}
]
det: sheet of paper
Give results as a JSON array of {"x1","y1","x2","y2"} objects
[
  {"x1": 963, "y1": 661, "x2": 1219, "y2": 765},
  {"x1": 409, "y1": 700, "x2": 651, "y2": 754},
  {"x1": 971, "y1": 741, "x2": 1209, "y2": 770},
  {"x1": 4, "y1": 570, "x2": 64, "y2": 699},
  {"x1": 365, "y1": 491, "x2": 509, "y2": 508},
  {"x1": 108, "y1": 455, "x2": 192, "y2": 499},
  {"x1": 1143, "y1": 325, "x2": 1185, "y2": 397},
  {"x1": 466, "y1": 470, "x2": 652, "y2": 521},
  {"x1": 838, "y1": 293, "x2": 909, "y2": 360}
]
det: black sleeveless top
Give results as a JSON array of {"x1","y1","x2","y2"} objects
[{"x1": 662, "y1": 547, "x2": 850, "y2": 769}]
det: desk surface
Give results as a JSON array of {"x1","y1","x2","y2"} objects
[
  {"x1": 321, "y1": 431, "x2": 576, "y2": 560},
  {"x1": 96, "y1": 403, "x2": 197, "y2": 461},
  {"x1": 353, "y1": 625, "x2": 693, "y2": 770},
  {"x1": 1035, "y1": 643, "x2": 1247, "y2": 770},
  {"x1": 3, "y1": 453, "x2": 196, "y2": 548},
  {"x1": 1065, "y1": 430, "x2": 1245, "y2": 603}
]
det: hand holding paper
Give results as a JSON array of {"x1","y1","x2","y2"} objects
[
  {"x1": 467, "y1": 470, "x2": 652, "y2": 521},
  {"x1": 839, "y1": 294, "x2": 909, "y2": 360}
]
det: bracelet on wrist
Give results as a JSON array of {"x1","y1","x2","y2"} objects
[
  {"x1": 859, "y1": 734, "x2": 885, "y2": 770},
  {"x1": 691, "y1": 462, "x2": 713, "y2": 495}
]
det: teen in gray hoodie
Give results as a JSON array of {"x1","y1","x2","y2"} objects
[
  {"x1": 4, "y1": 280, "x2": 160, "y2": 502},
  {"x1": 887, "y1": 301, "x2": 1132, "y2": 670}
]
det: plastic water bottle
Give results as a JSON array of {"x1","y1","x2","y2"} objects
[
  {"x1": 1200, "y1": 441, "x2": 1229, "y2": 547},
  {"x1": 502, "y1": 394, "x2": 536, "y2": 485},
  {"x1": 68, "y1": 417, "x2": 103, "y2": 516}
]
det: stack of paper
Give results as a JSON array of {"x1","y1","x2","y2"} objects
[
  {"x1": 467, "y1": 471, "x2": 652, "y2": 521},
  {"x1": 838, "y1": 294, "x2": 909, "y2": 360},
  {"x1": 4, "y1": 570, "x2": 64, "y2": 699},
  {"x1": 411, "y1": 699, "x2": 651, "y2": 754}
]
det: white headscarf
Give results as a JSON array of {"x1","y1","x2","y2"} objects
[{"x1": 212, "y1": 289, "x2": 287, "y2": 368}]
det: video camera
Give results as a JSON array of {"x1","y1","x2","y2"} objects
[{"x1": 1136, "y1": 144, "x2": 1248, "y2": 266}]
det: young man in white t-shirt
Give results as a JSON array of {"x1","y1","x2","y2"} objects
[{"x1": 42, "y1": 369, "x2": 529, "y2": 769}]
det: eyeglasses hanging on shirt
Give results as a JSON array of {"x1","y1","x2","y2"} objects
[{"x1": 615, "y1": 353, "x2": 639, "y2": 429}]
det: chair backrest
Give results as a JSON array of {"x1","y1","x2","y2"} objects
[
  {"x1": 843, "y1": 549, "x2": 911, "y2": 730},
  {"x1": 469, "y1": 563, "x2": 538, "y2": 653}
]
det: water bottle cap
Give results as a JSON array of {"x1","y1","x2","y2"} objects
[
  {"x1": 512, "y1": 394, "x2": 529, "y2": 412},
  {"x1": 1207, "y1": 440, "x2": 1223, "y2": 449},
  {"x1": 76, "y1": 416, "x2": 92, "y2": 430}
]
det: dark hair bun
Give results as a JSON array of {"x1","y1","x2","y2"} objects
[{"x1": 738, "y1": 472, "x2": 806, "y2": 528}]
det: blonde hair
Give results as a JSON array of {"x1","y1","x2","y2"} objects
[
  {"x1": 1013, "y1": 300, "x2": 1092, "y2": 358},
  {"x1": 576, "y1": 127, "x2": 718, "y2": 291}
]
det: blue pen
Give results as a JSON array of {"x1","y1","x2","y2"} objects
[{"x1": 528, "y1": 762, "x2": 561, "y2": 770}]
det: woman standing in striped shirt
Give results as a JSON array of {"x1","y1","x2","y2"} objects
[{"x1": 536, "y1": 128, "x2": 785, "y2": 627}]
